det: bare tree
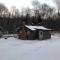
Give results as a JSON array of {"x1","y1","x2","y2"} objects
[
  {"x1": 32, "y1": 0, "x2": 41, "y2": 15},
  {"x1": 25, "y1": 7, "x2": 32, "y2": 24},
  {"x1": 32, "y1": 0, "x2": 41, "y2": 10},
  {"x1": 21, "y1": 7, "x2": 26, "y2": 17},
  {"x1": 0, "y1": 3, "x2": 8, "y2": 17},
  {"x1": 54, "y1": 0, "x2": 60, "y2": 15},
  {"x1": 41, "y1": 3, "x2": 54, "y2": 18},
  {"x1": 32, "y1": 0, "x2": 42, "y2": 24},
  {"x1": 10, "y1": 6, "x2": 20, "y2": 18},
  {"x1": 20, "y1": 7, "x2": 31, "y2": 24}
]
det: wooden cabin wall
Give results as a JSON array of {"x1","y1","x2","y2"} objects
[{"x1": 43, "y1": 31, "x2": 51, "y2": 40}]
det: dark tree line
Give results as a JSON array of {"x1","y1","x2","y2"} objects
[{"x1": 0, "y1": 0, "x2": 60, "y2": 34}]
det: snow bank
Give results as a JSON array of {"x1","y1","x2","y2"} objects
[{"x1": 0, "y1": 34, "x2": 60, "y2": 60}]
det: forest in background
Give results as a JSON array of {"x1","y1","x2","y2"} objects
[{"x1": 0, "y1": 0, "x2": 60, "y2": 34}]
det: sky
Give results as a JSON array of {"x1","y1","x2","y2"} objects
[{"x1": 0, "y1": 0, "x2": 57, "y2": 10}]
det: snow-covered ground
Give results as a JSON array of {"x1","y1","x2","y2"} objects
[{"x1": 0, "y1": 34, "x2": 60, "y2": 60}]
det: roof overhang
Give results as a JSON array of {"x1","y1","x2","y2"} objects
[{"x1": 25, "y1": 25, "x2": 51, "y2": 31}]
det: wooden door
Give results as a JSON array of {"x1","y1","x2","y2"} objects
[{"x1": 39, "y1": 31, "x2": 43, "y2": 40}]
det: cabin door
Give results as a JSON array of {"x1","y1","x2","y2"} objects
[{"x1": 39, "y1": 31, "x2": 43, "y2": 40}]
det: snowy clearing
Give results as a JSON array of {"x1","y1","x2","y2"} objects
[{"x1": 0, "y1": 34, "x2": 60, "y2": 60}]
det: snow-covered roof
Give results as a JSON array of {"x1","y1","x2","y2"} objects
[{"x1": 25, "y1": 25, "x2": 51, "y2": 31}]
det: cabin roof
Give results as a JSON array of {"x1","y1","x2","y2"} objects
[{"x1": 25, "y1": 25, "x2": 51, "y2": 31}]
